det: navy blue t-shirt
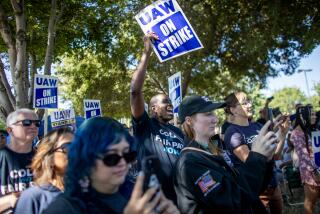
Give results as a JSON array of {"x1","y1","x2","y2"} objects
[
  {"x1": 131, "y1": 111, "x2": 185, "y2": 202},
  {"x1": 224, "y1": 122, "x2": 262, "y2": 167},
  {"x1": 14, "y1": 184, "x2": 62, "y2": 214},
  {"x1": 224, "y1": 122, "x2": 277, "y2": 188}
]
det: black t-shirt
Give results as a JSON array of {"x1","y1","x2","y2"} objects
[
  {"x1": 0, "y1": 146, "x2": 35, "y2": 196},
  {"x1": 44, "y1": 191, "x2": 127, "y2": 214},
  {"x1": 132, "y1": 111, "x2": 185, "y2": 201}
]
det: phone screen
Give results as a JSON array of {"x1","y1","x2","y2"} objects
[{"x1": 267, "y1": 108, "x2": 274, "y2": 131}]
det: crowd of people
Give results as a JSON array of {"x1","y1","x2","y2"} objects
[{"x1": 0, "y1": 33, "x2": 319, "y2": 214}]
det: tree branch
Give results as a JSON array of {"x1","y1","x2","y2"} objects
[
  {"x1": 0, "y1": 57, "x2": 15, "y2": 107},
  {"x1": 149, "y1": 75, "x2": 167, "y2": 95},
  {"x1": 44, "y1": 0, "x2": 58, "y2": 75}
]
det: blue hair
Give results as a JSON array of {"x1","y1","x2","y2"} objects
[{"x1": 64, "y1": 117, "x2": 135, "y2": 197}]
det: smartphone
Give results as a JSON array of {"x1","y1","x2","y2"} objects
[
  {"x1": 272, "y1": 107, "x2": 282, "y2": 118},
  {"x1": 141, "y1": 155, "x2": 161, "y2": 193},
  {"x1": 267, "y1": 107, "x2": 274, "y2": 131}
]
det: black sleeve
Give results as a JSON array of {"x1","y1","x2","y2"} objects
[
  {"x1": 178, "y1": 157, "x2": 243, "y2": 212},
  {"x1": 131, "y1": 111, "x2": 151, "y2": 137},
  {"x1": 238, "y1": 151, "x2": 267, "y2": 195},
  {"x1": 43, "y1": 196, "x2": 81, "y2": 214}
]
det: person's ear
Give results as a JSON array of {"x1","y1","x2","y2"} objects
[
  {"x1": 151, "y1": 105, "x2": 157, "y2": 112},
  {"x1": 230, "y1": 106, "x2": 237, "y2": 115},
  {"x1": 185, "y1": 116, "x2": 192, "y2": 125}
]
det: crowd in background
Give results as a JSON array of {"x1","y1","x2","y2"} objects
[{"x1": 0, "y1": 33, "x2": 319, "y2": 214}]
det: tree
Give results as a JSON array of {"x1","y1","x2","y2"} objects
[
  {"x1": 268, "y1": 87, "x2": 307, "y2": 114},
  {"x1": 0, "y1": 0, "x2": 132, "y2": 122}
]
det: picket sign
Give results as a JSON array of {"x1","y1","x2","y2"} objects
[
  {"x1": 50, "y1": 109, "x2": 76, "y2": 128},
  {"x1": 83, "y1": 99, "x2": 102, "y2": 119},
  {"x1": 135, "y1": 0, "x2": 203, "y2": 62},
  {"x1": 312, "y1": 131, "x2": 320, "y2": 168},
  {"x1": 168, "y1": 72, "x2": 182, "y2": 114}
]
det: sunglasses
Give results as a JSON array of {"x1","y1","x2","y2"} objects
[
  {"x1": 52, "y1": 142, "x2": 71, "y2": 154},
  {"x1": 98, "y1": 151, "x2": 137, "y2": 167},
  {"x1": 14, "y1": 119, "x2": 41, "y2": 127}
]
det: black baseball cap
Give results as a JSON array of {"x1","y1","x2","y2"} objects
[{"x1": 178, "y1": 95, "x2": 226, "y2": 123}]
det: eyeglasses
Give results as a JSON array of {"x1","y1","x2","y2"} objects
[
  {"x1": 52, "y1": 142, "x2": 71, "y2": 154},
  {"x1": 13, "y1": 119, "x2": 41, "y2": 127},
  {"x1": 98, "y1": 151, "x2": 137, "y2": 167},
  {"x1": 238, "y1": 100, "x2": 252, "y2": 106}
]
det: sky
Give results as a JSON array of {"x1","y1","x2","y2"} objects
[{"x1": 262, "y1": 46, "x2": 320, "y2": 97}]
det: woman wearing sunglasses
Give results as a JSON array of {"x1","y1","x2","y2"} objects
[
  {"x1": 174, "y1": 95, "x2": 278, "y2": 213},
  {"x1": 14, "y1": 127, "x2": 74, "y2": 214},
  {"x1": 44, "y1": 117, "x2": 178, "y2": 214}
]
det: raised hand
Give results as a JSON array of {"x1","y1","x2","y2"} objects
[{"x1": 251, "y1": 121, "x2": 278, "y2": 161}]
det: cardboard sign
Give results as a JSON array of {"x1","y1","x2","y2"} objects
[
  {"x1": 33, "y1": 74, "x2": 58, "y2": 109},
  {"x1": 51, "y1": 109, "x2": 76, "y2": 128},
  {"x1": 135, "y1": 0, "x2": 203, "y2": 62},
  {"x1": 312, "y1": 131, "x2": 320, "y2": 168},
  {"x1": 83, "y1": 99, "x2": 102, "y2": 119},
  {"x1": 168, "y1": 72, "x2": 182, "y2": 113}
]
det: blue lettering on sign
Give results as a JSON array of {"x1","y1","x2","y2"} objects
[
  {"x1": 36, "y1": 77, "x2": 57, "y2": 87},
  {"x1": 54, "y1": 110, "x2": 71, "y2": 120},
  {"x1": 85, "y1": 102, "x2": 100, "y2": 109},
  {"x1": 139, "y1": 0, "x2": 176, "y2": 25},
  {"x1": 314, "y1": 136, "x2": 320, "y2": 147},
  {"x1": 151, "y1": 12, "x2": 202, "y2": 61}
]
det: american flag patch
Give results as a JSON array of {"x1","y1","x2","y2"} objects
[{"x1": 195, "y1": 171, "x2": 219, "y2": 195}]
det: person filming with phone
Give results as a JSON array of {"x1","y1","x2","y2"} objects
[
  {"x1": 44, "y1": 117, "x2": 179, "y2": 214},
  {"x1": 223, "y1": 92, "x2": 290, "y2": 214},
  {"x1": 290, "y1": 105, "x2": 320, "y2": 214},
  {"x1": 174, "y1": 95, "x2": 279, "y2": 213}
]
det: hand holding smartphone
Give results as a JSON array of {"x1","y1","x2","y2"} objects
[{"x1": 141, "y1": 155, "x2": 161, "y2": 193}]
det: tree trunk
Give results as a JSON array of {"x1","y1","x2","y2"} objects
[
  {"x1": 12, "y1": 0, "x2": 28, "y2": 108},
  {"x1": 44, "y1": 0, "x2": 57, "y2": 75},
  {"x1": 0, "y1": 60, "x2": 14, "y2": 121},
  {"x1": 28, "y1": 53, "x2": 36, "y2": 108}
]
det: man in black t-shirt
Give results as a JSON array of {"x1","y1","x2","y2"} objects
[
  {"x1": 0, "y1": 109, "x2": 39, "y2": 213},
  {"x1": 130, "y1": 32, "x2": 185, "y2": 202}
]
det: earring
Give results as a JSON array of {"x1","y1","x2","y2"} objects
[{"x1": 79, "y1": 176, "x2": 90, "y2": 193}]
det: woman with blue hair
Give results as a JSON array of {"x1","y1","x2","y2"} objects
[{"x1": 44, "y1": 117, "x2": 178, "y2": 214}]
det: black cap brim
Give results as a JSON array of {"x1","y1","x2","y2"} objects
[{"x1": 198, "y1": 102, "x2": 226, "y2": 113}]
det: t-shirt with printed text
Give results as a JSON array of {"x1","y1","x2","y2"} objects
[{"x1": 132, "y1": 111, "x2": 185, "y2": 202}]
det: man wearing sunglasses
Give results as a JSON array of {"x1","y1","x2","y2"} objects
[
  {"x1": 0, "y1": 108, "x2": 39, "y2": 213},
  {"x1": 130, "y1": 32, "x2": 185, "y2": 203}
]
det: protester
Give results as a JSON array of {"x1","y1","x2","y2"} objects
[
  {"x1": 43, "y1": 117, "x2": 179, "y2": 214},
  {"x1": 130, "y1": 32, "x2": 185, "y2": 202},
  {"x1": 290, "y1": 105, "x2": 320, "y2": 214},
  {"x1": 0, "y1": 130, "x2": 8, "y2": 149},
  {"x1": 0, "y1": 109, "x2": 39, "y2": 213},
  {"x1": 223, "y1": 92, "x2": 290, "y2": 214},
  {"x1": 174, "y1": 95, "x2": 278, "y2": 213},
  {"x1": 14, "y1": 127, "x2": 74, "y2": 214}
]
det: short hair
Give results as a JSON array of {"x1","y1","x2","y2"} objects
[
  {"x1": 31, "y1": 127, "x2": 73, "y2": 189},
  {"x1": 65, "y1": 116, "x2": 135, "y2": 197},
  {"x1": 6, "y1": 108, "x2": 38, "y2": 127}
]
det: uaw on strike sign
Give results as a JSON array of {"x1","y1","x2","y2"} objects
[
  {"x1": 135, "y1": 0, "x2": 203, "y2": 62},
  {"x1": 84, "y1": 99, "x2": 102, "y2": 119},
  {"x1": 33, "y1": 74, "x2": 58, "y2": 109},
  {"x1": 51, "y1": 109, "x2": 76, "y2": 128},
  {"x1": 168, "y1": 72, "x2": 182, "y2": 114}
]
